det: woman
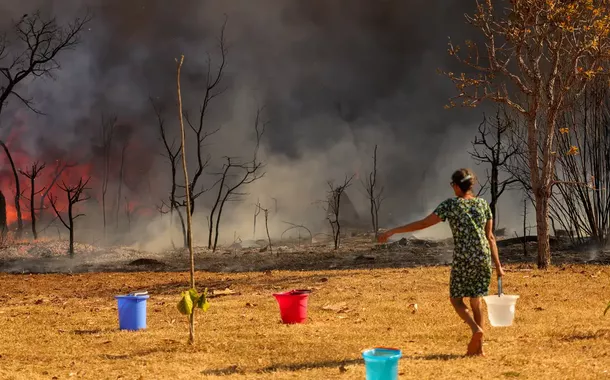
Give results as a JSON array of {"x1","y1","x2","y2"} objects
[{"x1": 378, "y1": 168, "x2": 504, "y2": 356}]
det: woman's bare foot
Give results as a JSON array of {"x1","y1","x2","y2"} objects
[{"x1": 466, "y1": 330, "x2": 484, "y2": 356}]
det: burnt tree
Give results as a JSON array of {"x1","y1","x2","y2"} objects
[
  {"x1": 115, "y1": 138, "x2": 128, "y2": 232},
  {"x1": 327, "y1": 174, "x2": 355, "y2": 250},
  {"x1": 18, "y1": 161, "x2": 46, "y2": 239},
  {"x1": 0, "y1": 190, "x2": 6, "y2": 237},
  {"x1": 39, "y1": 161, "x2": 74, "y2": 214},
  {"x1": 152, "y1": 98, "x2": 187, "y2": 248},
  {"x1": 99, "y1": 114, "x2": 116, "y2": 241},
  {"x1": 0, "y1": 12, "x2": 91, "y2": 117},
  {"x1": 469, "y1": 109, "x2": 519, "y2": 231},
  {"x1": 48, "y1": 177, "x2": 91, "y2": 257},
  {"x1": 253, "y1": 199, "x2": 261, "y2": 239},
  {"x1": 0, "y1": 140, "x2": 23, "y2": 237},
  {"x1": 362, "y1": 145, "x2": 384, "y2": 237},
  {"x1": 208, "y1": 109, "x2": 265, "y2": 251},
  {"x1": 256, "y1": 203, "x2": 272, "y2": 254},
  {"x1": 181, "y1": 17, "x2": 227, "y2": 217}
]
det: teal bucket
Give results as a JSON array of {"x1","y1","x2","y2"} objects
[{"x1": 362, "y1": 347, "x2": 401, "y2": 380}]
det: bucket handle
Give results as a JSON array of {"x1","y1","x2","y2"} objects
[{"x1": 497, "y1": 277, "x2": 503, "y2": 297}]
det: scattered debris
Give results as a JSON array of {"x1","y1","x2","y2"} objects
[{"x1": 322, "y1": 302, "x2": 350, "y2": 313}]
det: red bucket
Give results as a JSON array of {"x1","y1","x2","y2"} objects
[{"x1": 272, "y1": 289, "x2": 311, "y2": 324}]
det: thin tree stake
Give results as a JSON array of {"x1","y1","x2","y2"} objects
[{"x1": 176, "y1": 55, "x2": 196, "y2": 345}]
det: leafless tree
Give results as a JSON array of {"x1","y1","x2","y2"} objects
[
  {"x1": 253, "y1": 199, "x2": 261, "y2": 239},
  {"x1": 362, "y1": 145, "x2": 384, "y2": 237},
  {"x1": 152, "y1": 99, "x2": 187, "y2": 248},
  {"x1": 115, "y1": 139, "x2": 128, "y2": 231},
  {"x1": 38, "y1": 161, "x2": 74, "y2": 216},
  {"x1": 0, "y1": 190, "x2": 6, "y2": 237},
  {"x1": 48, "y1": 177, "x2": 91, "y2": 257},
  {"x1": 0, "y1": 140, "x2": 22, "y2": 237},
  {"x1": 181, "y1": 16, "x2": 227, "y2": 216},
  {"x1": 0, "y1": 12, "x2": 92, "y2": 117},
  {"x1": 550, "y1": 79, "x2": 610, "y2": 246},
  {"x1": 19, "y1": 161, "x2": 45, "y2": 239},
  {"x1": 469, "y1": 109, "x2": 519, "y2": 231},
  {"x1": 208, "y1": 109, "x2": 266, "y2": 252},
  {"x1": 256, "y1": 203, "x2": 272, "y2": 254},
  {"x1": 124, "y1": 197, "x2": 133, "y2": 233},
  {"x1": 326, "y1": 174, "x2": 355, "y2": 250},
  {"x1": 99, "y1": 114, "x2": 116, "y2": 241}
]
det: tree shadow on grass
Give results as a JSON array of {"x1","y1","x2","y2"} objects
[
  {"x1": 405, "y1": 353, "x2": 463, "y2": 361},
  {"x1": 200, "y1": 358, "x2": 364, "y2": 376}
]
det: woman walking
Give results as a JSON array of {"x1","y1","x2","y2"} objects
[{"x1": 378, "y1": 169, "x2": 504, "y2": 356}]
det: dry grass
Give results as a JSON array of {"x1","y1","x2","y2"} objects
[{"x1": 0, "y1": 265, "x2": 609, "y2": 379}]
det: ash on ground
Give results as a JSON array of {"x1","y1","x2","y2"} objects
[{"x1": 0, "y1": 234, "x2": 608, "y2": 274}]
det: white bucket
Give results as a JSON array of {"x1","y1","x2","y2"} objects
[{"x1": 483, "y1": 294, "x2": 519, "y2": 327}]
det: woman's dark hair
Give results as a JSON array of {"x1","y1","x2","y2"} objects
[{"x1": 451, "y1": 168, "x2": 476, "y2": 194}]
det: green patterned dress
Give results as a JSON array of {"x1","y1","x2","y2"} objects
[{"x1": 433, "y1": 197, "x2": 493, "y2": 298}]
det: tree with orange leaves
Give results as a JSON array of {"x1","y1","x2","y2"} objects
[{"x1": 444, "y1": 0, "x2": 610, "y2": 268}]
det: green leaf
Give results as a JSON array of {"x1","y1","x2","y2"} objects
[
  {"x1": 604, "y1": 301, "x2": 610, "y2": 316},
  {"x1": 196, "y1": 288, "x2": 210, "y2": 312},
  {"x1": 177, "y1": 291, "x2": 194, "y2": 316},
  {"x1": 188, "y1": 288, "x2": 199, "y2": 301}
]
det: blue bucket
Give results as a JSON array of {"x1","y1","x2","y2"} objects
[
  {"x1": 115, "y1": 293, "x2": 149, "y2": 331},
  {"x1": 362, "y1": 347, "x2": 402, "y2": 380}
]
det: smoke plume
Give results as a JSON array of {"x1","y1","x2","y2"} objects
[{"x1": 0, "y1": 0, "x2": 513, "y2": 248}]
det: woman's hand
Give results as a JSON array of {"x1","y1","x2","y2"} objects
[
  {"x1": 496, "y1": 265, "x2": 505, "y2": 278},
  {"x1": 377, "y1": 230, "x2": 393, "y2": 243}
]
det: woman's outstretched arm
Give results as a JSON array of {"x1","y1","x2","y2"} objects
[{"x1": 379, "y1": 213, "x2": 441, "y2": 242}]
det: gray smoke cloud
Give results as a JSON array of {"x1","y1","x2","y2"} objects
[{"x1": 0, "y1": 0, "x2": 520, "y2": 248}]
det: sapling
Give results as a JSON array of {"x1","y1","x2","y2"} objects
[{"x1": 175, "y1": 54, "x2": 209, "y2": 344}]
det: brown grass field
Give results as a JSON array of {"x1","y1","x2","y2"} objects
[{"x1": 0, "y1": 264, "x2": 609, "y2": 379}]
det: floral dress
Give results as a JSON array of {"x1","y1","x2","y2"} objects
[{"x1": 433, "y1": 197, "x2": 493, "y2": 298}]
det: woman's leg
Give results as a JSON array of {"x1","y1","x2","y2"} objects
[
  {"x1": 469, "y1": 297, "x2": 485, "y2": 355},
  {"x1": 450, "y1": 298, "x2": 481, "y2": 333},
  {"x1": 450, "y1": 298, "x2": 483, "y2": 356},
  {"x1": 469, "y1": 297, "x2": 484, "y2": 330}
]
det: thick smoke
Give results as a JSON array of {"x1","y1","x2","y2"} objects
[{"x1": 0, "y1": 0, "x2": 522, "y2": 249}]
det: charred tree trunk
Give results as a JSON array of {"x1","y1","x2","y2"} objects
[
  {"x1": 67, "y1": 195, "x2": 74, "y2": 255},
  {"x1": 0, "y1": 191, "x2": 6, "y2": 238},
  {"x1": 100, "y1": 115, "x2": 116, "y2": 242},
  {"x1": 0, "y1": 141, "x2": 22, "y2": 238},
  {"x1": 20, "y1": 162, "x2": 46, "y2": 240},
  {"x1": 116, "y1": 141, "x2": 127, "y2": 231}
]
